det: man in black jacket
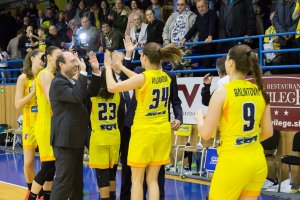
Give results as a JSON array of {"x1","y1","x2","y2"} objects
[
  {"x1": 119, "y1": 37, "x2": 183, "y2": 200},
  {"x1": 49, "y1": 51, "x2": 101, "y2": 200},
  {"x1": 219, "y1": 0, "x2": 256, "y2": 52}
]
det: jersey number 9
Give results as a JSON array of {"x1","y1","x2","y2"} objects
[{"x1": 243, "y1": 103, "x2": 255, "y2": 132}]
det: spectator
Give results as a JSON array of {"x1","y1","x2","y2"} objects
[
  {"x1": 130, "y1": 13, "x2": 148, "y2": 60},
  {"x1": 273, "y1": 0, "x2": 297, "y2": 66},
  {"x1": 264, "y1": 12, "x2": 283, "y2": 66},
  {"x1": 108, "y1": 0, "x2": 128, "y2": 34},
  {"x1": 179, "y1": 0, "x2": 218, "y2": 69},
  {"x1": 56, "y1": 11, "x2": 68, "y2": 33},
  {"x1": 99, "y1": 0, "x2": 111, "y2": 23},
  {"x1": 147, "y1": 0, "x2": 164, "y2": 22},
  {"x1": 145, "y1": 9, "x2": 164, "y2": 44},
  {"x1": 0, "y1": 47, "x2": 10, "y2": 82},
  {"x1": 74, "y1": 0, "x2": 90, "y2": 22},
  {"x1": 23, "y1": 16, "x2": 31, "y2": 28},
  {"x1": 76, "y1": 16, "x2": 99, "y2": 52},
  {"x1": 48, "y1": 0, "x2": 60, "y2": 16},
  {"x1": 67, "y1": 19, "x2": 81, "y2": 40},
  {"x1": 32, "y1": 27, "x2": 47, "y2": 51},
  {"x1": 219, "y1": 0, "x2": 256, "y2": 52},
  {"x1": 18, "y1": 25, "x2": 37, "y2": 58},
  {"x1": 253, "y1": 3, "x2": 265, "y2": 35},
  {"x1": 89, "y1": 1, "x2": 102, "y2": 30},
  {"x1": 163, "y1": 0, "x2": 196, "y2": 45},
  {"x1": 100, "y1": 22, "x2": 124, "y2": 52},
  {"x1": 45, "y1": 25, "x2": 71, "y2": 48},
  {"x1": 125, "y1": 0, "x2": 144, "y2": 36},
  {"x1": 65, "y1": 2, "x2": 77, "y2": 22},
  {"x1": 27, "y1": 1, "x2": 38, "y2": 20},
  {"x1": 7, "y1": 29, "x2": 23, "y2": 59},
  {"x1": 42, "y1": 7, "x2": 57, "y2": 29},
  {"x1": 37, "y1": 10, "x2": 45, "y2": 28}
]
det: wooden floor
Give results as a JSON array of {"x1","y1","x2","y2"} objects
[{"x1": 0, "y1": 181, "x2": 27, "y2": 200}]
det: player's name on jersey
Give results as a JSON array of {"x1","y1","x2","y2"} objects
[
  {"x1": 152, "y1": 75, "x2": 168, "y2": 84},
  {"x1": 234, "y1": 88, "x2": 260, "y2": 97}
]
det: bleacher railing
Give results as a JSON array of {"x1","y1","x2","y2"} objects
[{"x1": 1, "y1": 31, "x2": 300, "y2": 84}]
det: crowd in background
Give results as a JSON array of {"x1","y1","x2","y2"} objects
[{"x1": 0, "y1": 0, "x2": 300, "y2": 79}]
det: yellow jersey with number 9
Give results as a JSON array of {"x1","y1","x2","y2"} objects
[
  {"x1": 134, "y1": 70, "x2": 171, "y2": 125},
  {"x1": 22, "y1": 78, "x2": 38, "y2": 133},
  {"x1": 218, "y1": 80, "x2": 266, "y2": 153},
  {"x1": 90, "y1": 93, "x2": 120, "y2": 145}
]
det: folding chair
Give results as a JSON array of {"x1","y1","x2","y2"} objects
[
  {"x1": 178, "y1": 132, "x2": 206, "y2": 177},
  {"x1": 278, "y1": 132, "x2": 300, "y2": 192},
  {"x1": 172, "y1": 124, "x2": 192, "y2": 172}
]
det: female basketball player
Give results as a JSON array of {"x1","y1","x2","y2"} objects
[
  {"x1": 28, "y1": 46, "x2": 62, "y2": 200},
  {"x1": 89, "y1": 67, "x2": 120, "y2": 200},
  {"x1": 195, "y1": 44, "x2": 273, "y2": 200},
  {"x1": 15, "y1": 49, "x2": 44, "y2": 198},
  {"x1": 105, "y1": 43, "x2": 184, "y2": 200}
]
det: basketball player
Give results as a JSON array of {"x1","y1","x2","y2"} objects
[
  {"x1": 15, "y1": 49, "x2": 44, "y2": 198},
  {"x1": 105, "y1": 43, "x2": 184, "y2": 199},
  {"x1": 195, "y1": 45, "x2": 273, "y2": 200},
  {"x1": 28, "y1": 46, "x2": 62, "y2": 200}
]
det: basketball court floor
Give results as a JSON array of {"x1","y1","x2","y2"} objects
[{"x1": 0, "y1": 150, "x2": 284, "y2": 200}]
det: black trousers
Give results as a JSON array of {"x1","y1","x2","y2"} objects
[
  {"x1": 120, "y1": 126, "x2": 165, "y2": 200},
  {"x1": 50, "y1": 147, "x2": 84, "y2": 200}
]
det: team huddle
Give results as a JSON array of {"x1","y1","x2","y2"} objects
[{"x1": 15, "y1": 36, "x2": 272, "y2": 200}]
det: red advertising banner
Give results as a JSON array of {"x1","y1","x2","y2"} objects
[{"x1": 263, "y1": 75, "x2": 300, "y2": 131}]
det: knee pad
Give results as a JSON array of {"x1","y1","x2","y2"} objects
[
  {"x1": 95, "y1": 168, "x2": 110, "y2": 188},
  {"x1": 109, "y1": 164, "x2": 118, "y2": 181},
  {"x1": 34, "y1": 161, "x2": 55, "y2": 185}
]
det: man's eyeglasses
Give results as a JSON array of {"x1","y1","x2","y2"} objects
[{"x1": 177, "y1": 3, "x2": 185, "y2": 6}]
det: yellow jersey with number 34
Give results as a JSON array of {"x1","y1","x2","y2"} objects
[
  {"x1": 90, "y1": 93, "x2": 120, "y2": 145},
  {"x1": 218, "y1": 80, "x2": 266, "y2": 153},
  {"x1": 134, "y1": 70, "x2": 171, "y2": 125}
]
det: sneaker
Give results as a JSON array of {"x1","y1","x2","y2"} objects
[{"x1": 24, "y1": 190, "x2": 30, "y2": 200}]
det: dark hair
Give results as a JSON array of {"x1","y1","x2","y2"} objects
[
  {"x1": 228, "y1": 44, "x2": 270, "y2": 104},
  {"x1": 98, "y1": 68, "x2": 114, "y2": 99},
  {"x1": 142, "y1": 42, "x2": 184, "y2": 66},
  {"x1": 55, "y1": 53, "x2": 66, "y2": 72},
  {"x1": 22, "y1": 49, "x2": 42, "y2": 79},
  {"x1": 43, "y1": 46, "x2": 60, "y2": 66},
  {"x1": 130, "y1": 0, "x2": 141, "y2": 9},
  {"x1": 216, "y1": 56, "x2": 226, "y2": 76}
]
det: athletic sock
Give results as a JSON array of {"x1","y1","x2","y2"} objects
[
  {"x1": 28, "y1": 192, "x2": 37, "y2": 200},
  {"x1": 38, "y1": 188, "x2": 44, "y2": 198},
  {"x1": 27, "y1": 183, "x2": 32, "y2": 190},
  {"x1": 110, "y1": 191, "x2": 116, "y2": 200},
  {"x1": 43, "y1": 190, "x2": 51, "y2": 200}
]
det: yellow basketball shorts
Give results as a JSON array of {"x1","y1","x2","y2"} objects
[
  {"x1": 209, "y1": 143, "x2": 267, "y2": 200},
  {"x1": 89, "y1": 143, "x2": 120, "y2": 169},
  {"x1": 22, "y1": 127, "x2": 37, "y2": 150},
  {"x1": 127, "y1": 122, "x2": 171, "y2": 168},
  {"x1": 35, "y1": 125, "x2": 55, "y2": 162}
]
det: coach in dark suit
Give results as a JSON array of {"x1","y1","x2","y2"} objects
[
  {"x1": 49, "y1": 51, "x2": 101, "y2": 200},
  {"x1": 119, "y1": 37, "x2": 183, "y2": 200}
]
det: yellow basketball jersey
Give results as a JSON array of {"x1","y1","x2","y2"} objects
[
  {"x1": 90, "y1": 93, "x2": 120, "y2": 145},
  {"x1": 22, "y1": 78, "x2": 38, "y2": 133},
  {"x1": 218, "y1": 80, "x2": 266, "y2": 153},
  {"x1": 134, "y1": 70, "x2": 171, "y2": 125},
  {"x1": 35, "y1": 68, "x2": 53, "y2": 136}
]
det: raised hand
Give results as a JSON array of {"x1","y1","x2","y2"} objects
[
  {"x1": 104, "y1": 50, "x2": 112, "y2": 69},
  {"x1": 74, "y1": 52, "x2": 86, "y2": 72},
  {"x1": 123, "y1": 35, "x2": 138, "y2": 53},
  {"x1": 88, "y1": 51, "x2": 100, "y2": 74},
  {"x1": 203, "y1": 73, "x2": 212, "y2": 85}
]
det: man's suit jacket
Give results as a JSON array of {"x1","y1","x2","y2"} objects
[{"x1": 49, "y1": 72, "x2": 101, "y2": 148}]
